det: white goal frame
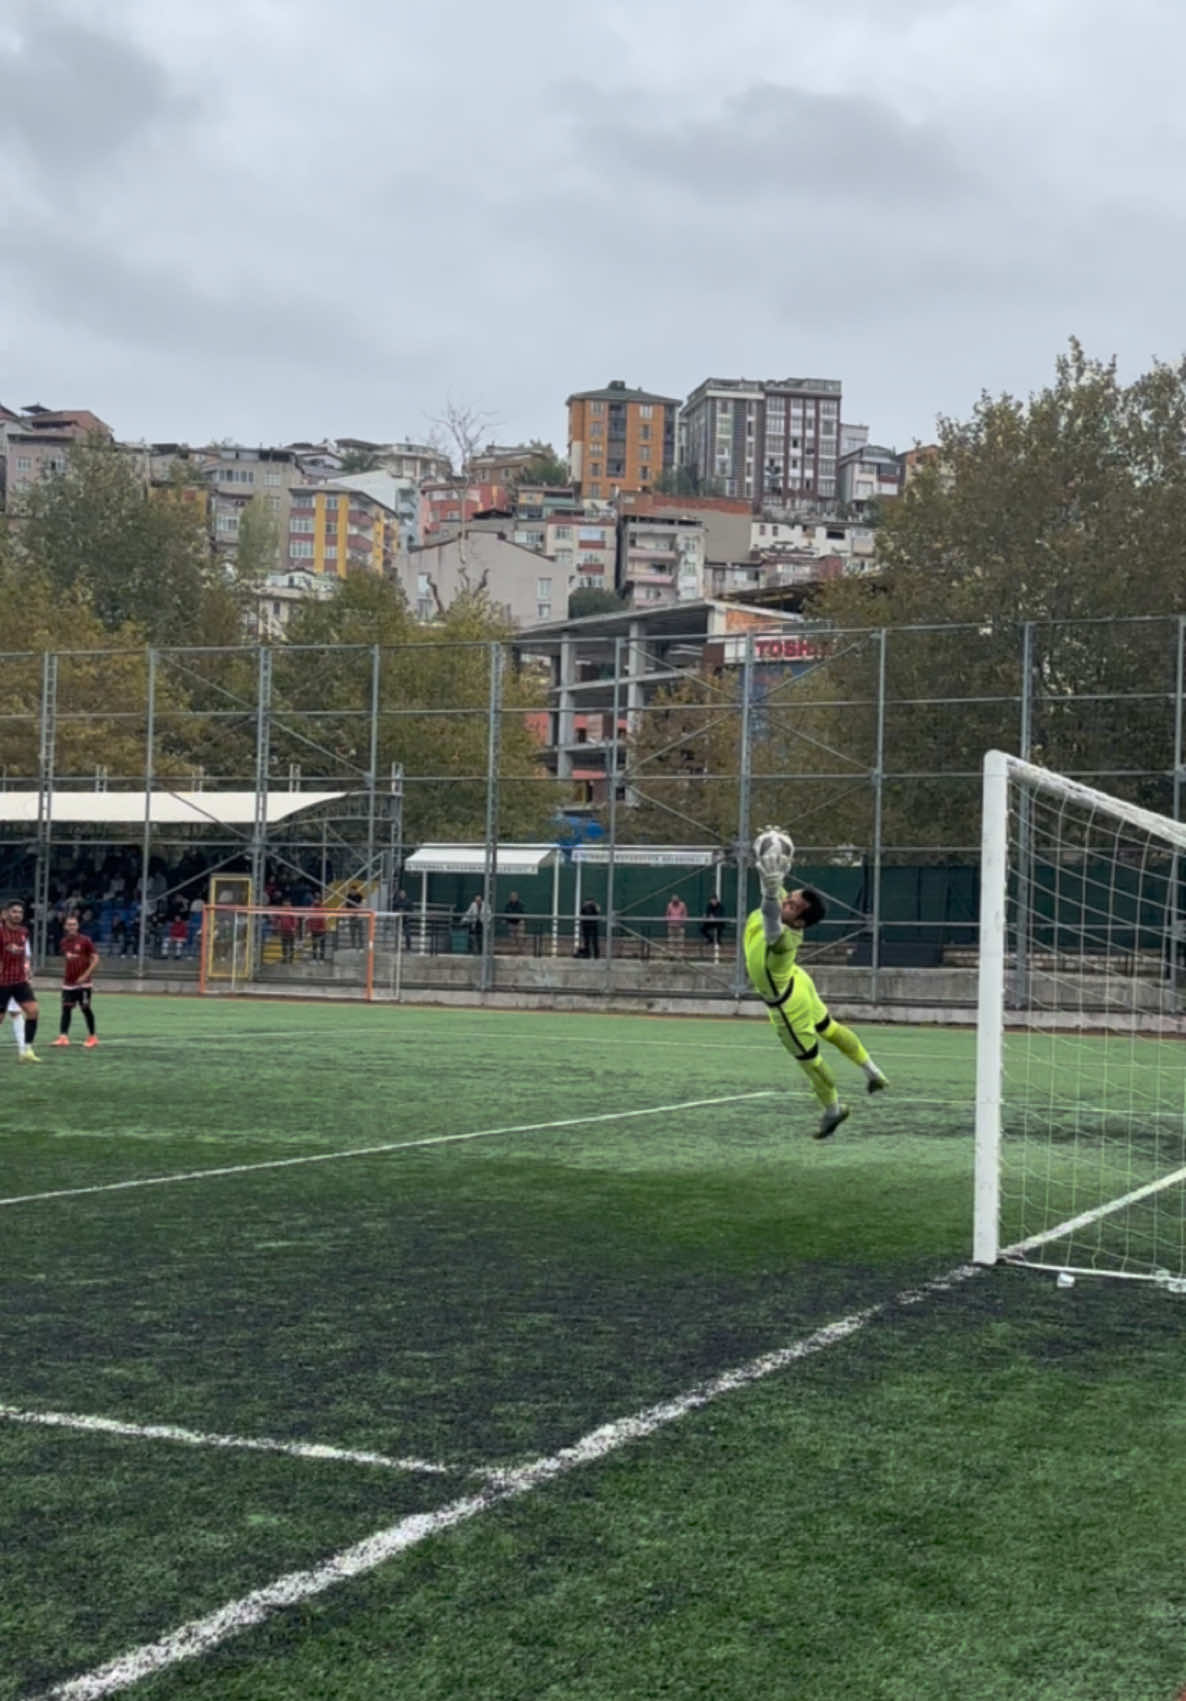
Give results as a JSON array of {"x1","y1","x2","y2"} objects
[{"x1": 974, "y1": 749, "x2": 1186, "y2": 1281}]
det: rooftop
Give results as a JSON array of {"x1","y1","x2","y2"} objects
[{"x1": 567, "y1": 379, "x2": 680, "y2": 407}]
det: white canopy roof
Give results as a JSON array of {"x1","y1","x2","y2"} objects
[
  {"x1": 0, "y1": 790, "x2": 345, "y2": 827},
  {"x1": 405, "y1": 844, "x2": 559, "y2": 876},
  {"x1": 572, "y1": 844, "x2": 719, "y2": 867}
]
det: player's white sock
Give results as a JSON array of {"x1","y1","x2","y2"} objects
[{"x1": 11, "y1": 1012, "x2": 26, "y2": 1055}]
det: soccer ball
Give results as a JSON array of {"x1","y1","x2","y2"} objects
[{"x1": 753, "y1": 826, "x2": 795, "y2": 873}]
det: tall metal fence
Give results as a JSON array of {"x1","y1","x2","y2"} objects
[{"x1": 2, "y1": 614, "x2": 1183, "y2": 1006}]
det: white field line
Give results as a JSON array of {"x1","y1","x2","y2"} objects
[
  {"x1": 0, "y1": 1404, "x2": 448, "y2": 1476},
  {"x1": 0, "y1": 1091, "x2": 776, "y2": 1210},
  {"x1": 31, "y1": 1263, "x2": 979, "y2": 1701}
]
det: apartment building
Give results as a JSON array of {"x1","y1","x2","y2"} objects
[
  {"x1": 287, "y1": 485, "x2": 400, "y2": 578},
  {"x1": 680, "y1": 376, "x2": 843, "y2": 506},
  {"x1": 619, "y1": 515, "x2": 708, "y2": 606},
  {"x1": 1, "y1": 403, "x2": 113, "y2": 506},
  {"x1": 394, "y1": 532, "x2": 574, "y2": 628},
  {"x1": 566, "y1": 380, "x2": 679, "y2": 501},
  {"x1": 543, "y1": 513, "x2": 616, "y2": 591},
  {"x1": 836, "y1": 444, "x2": 901, "y2": 511}
]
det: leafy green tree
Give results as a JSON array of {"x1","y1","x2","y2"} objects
[
  {"x1": 235, "y1": 493, "x2": 284, "y2": 585},
  {"x1": 15, "y1": 439, "x2": 217, "y2": 646},
  {"x1": 652, "y1": 466, "x2": 725, "y2": 497},
  {"x1": 275, "y1": 573, "x2": 561, "y2": 841},
  {"x1": 568, "y1": 587, "x2": 627, "y2": 619},
  {"x1": 518, "y1": 441, "x2": 569, "y2": 487},
  {"x1": 794, "y1": 341, "x2": 1186, "y2": 847},
  {"x1": 337, "y1": 447, "x2": 382, "y2": 473}
]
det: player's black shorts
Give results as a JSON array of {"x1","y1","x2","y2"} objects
[
  {"x1": 61, "y1": 986, "x2": 93, "y2": 1010},
  {"x1": 3, "y1": 981, "x2": 34, "y2": 1008}
]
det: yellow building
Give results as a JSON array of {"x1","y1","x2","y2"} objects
[{"x1": 287, "y1": 487, "x2": 398, "y2": 578}]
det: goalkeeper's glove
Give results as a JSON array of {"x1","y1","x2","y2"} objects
[{"x1": 754, "y1": 826, "x2": 795, "y2": 897}]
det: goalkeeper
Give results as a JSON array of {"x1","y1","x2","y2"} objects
[{"x1": 745, "y1": 827, "x2": 887, "y2": 1138}]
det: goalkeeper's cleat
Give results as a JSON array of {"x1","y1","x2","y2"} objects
[
  {"x1": 52, "y1": 1036, "x2": 70, "y2": 1047},
  {"x1": 754, "y1": 825, "x2": 795, "y2": 896},
  {"x1": 815, "y1": 1102, "x2": 850, "y2": 1140},
  {"x1": 19, "y1": 1048, "x2": 41, "y2": 1063},
  {"x1": 866, "y1": 1068, "x2": 888, "y2": 1094},
  {"x1": 83, "y1": 1036, "x2": 99, "y2": 1049}
]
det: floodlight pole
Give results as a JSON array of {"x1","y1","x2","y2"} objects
[
  {"x1": 731, "y1": 633, "x2": 754, "y2": 999},
  {"x1": 604, "y1": 637, "x2": 623, "y2": 975},
  {"x1": 870, "y1": 627, "x2": 887, "y2": 1003},
  {"x1": 480, "y1": 642, "x2": 502, "y2": 994},
  {"x1": 33, "y1": 649, "x2": 57, "y2": 968},
  {"x1": 137, "y1": 648, "x2": 156, "y2": 972},
  {"x1": 251, "y1": 645, "x2": 272, "y2": 909},
  {"x1": 366, "y1": 643, "x2": 380, "y2": 900}
]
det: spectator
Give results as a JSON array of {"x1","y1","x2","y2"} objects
[
  {"x1": 167, "y1": 914, "x2": 189, "y2": 959},
  {"x1": 665, "y1": 894, "x2": 688, "y2": 954},
  {"x1": 307, "y1": 910, "x2": 328, "y2": 960},
  {"x1": 701, "y1": 894, "x2": 726, "y2": 950},
  {"x1": 579, "y1": 897, "x2": 601, "y2": 960},
  {"x1": 278, "y1": 909, "x2": 297, "y2": 964},
  {"x1": 461, "y1": 893, "x2": 486, "y2": 954},
  {"x1": 392, "y1": 887, "x2": 413, "y2": 949},
  {"x1": 504, "y1": 891, "x2": 525, "y2": 952}
]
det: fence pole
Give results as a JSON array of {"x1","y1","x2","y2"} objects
[
  {"x1": 604, "y1": 637, "x2": 623, "y2": 976},
  {"x1": 33, "y1": 649, "x2": 57, "y2": 968},
  {"x1": 136, "y1": 649, "x2": 157, "y2": 971},
  {"x1": 480, "y1": 642, "x2": 502, "y2": 994},
  {"x1": 1013, "y1": 621, "x2": 1034, "y2": 1007},
  {"x1": 366, "y1": 643, "x2": 380, "y2": 898},
  {"x1": 731, "y1": 633, "x2": 754, "y2": 999},
  {"x1": 870, "y1": 627, "x2": 887, "y2": 1004},
  {"x1": 250, "y1": 645, "x2": 272, "y2": 909},
  {"x1": 1172, "y1": 617, "x2": 1185, "y2": 992}
]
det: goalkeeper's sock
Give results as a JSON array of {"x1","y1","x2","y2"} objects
[
  {"x1": 796, "y1": 1051, "x2": 839, "y2": 1110},
  {"x1": 819, "y1": 1017, "x2": 870, "y2": 1069}
]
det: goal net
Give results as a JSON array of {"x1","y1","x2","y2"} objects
[
  {"x1": 975, "y1": 751, "x2": 1186, "y2": 1285},
  {"x1": 199, "y1": 906, "x2": 375, "y2": 1000}
]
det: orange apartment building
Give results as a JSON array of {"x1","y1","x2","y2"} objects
[{"x1": 566, "y1": 380, "x2": 679, "y2": 502}]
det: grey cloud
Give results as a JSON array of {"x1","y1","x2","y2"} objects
[
  {"x1": 568, "y1": 81, "x2": 978, "y2": 207},
  {"x1": 0, "y1": 2, "x2": 197, "y2": 180}
]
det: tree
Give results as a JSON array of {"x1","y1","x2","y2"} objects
[
  {"x1": 652, "y1": 466, "x2": 725, "y2": 498},
  {"x1": 568, "y1": 587, "x2": 627, "y2": 619},
  {"x1": 337, "y1": 447, "x2": 382, "y2": 474},
  {"x1": 429, "y1": 401, "x2": 498, "y2": 582},
  {"x1": 796, "y1": 340, "x2": 1186, "y2": 847},
  {"x1": 275, "y1": 572, "x2": 562, "y2": 842},
  {"x1": 235, "y1": 493, "x2": 284, "y2": 585},
  {"x1": 519, "y1": 441, "x2": 569, "y2": 487},
  {"x1": 15, "y1": 439, "x2": 218, "y2": 646}
]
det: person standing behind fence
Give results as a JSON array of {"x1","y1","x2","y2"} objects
[
  {"x1": 701, "y1": 893, "x2": 726, "y2": 950},
  {"x1": 665, "y1": 894, "x2": 688, "y2": 954},
  {"x1": 345, "y1": 883, "x2": 364, "y2": 947},
  {"x1": 504, "y1": 891, "x2": 525, "y2": 952},
  {"x1": 462, "y1": 893, "x2": 485, "y2": 953},
  {"x1": 392, "y1": 887, "x2": 413, "y2": 949},
  {"x1": 579, "y1": 897, "x2": 601, "y2": 959}
]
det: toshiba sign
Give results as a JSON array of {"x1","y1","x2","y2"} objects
[{"x1": 753, "y1": 634, "x2": 820, "y2": 663}]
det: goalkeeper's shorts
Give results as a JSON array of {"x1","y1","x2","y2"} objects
[{"x1": 764, "y1": 968, "x2": 831, "y2": 1061}]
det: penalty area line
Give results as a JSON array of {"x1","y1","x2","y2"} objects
[
  {"x1": 0, "y1": 1091, "x2": 777, "y2": 1210},
  {"x1": 0, "y1": 1404, "x2": 449, "y2": 1476},
  {"x1": 30, "y1": 1263, "x2": 980, "y2": 1701}
]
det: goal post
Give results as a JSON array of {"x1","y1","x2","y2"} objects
[
  {"x1": 974, "y1": 750, "x2": 1186, "y2": 1285},
  {"x1": 199, "y1": 906, "x2": 375, "y2": 1000}
]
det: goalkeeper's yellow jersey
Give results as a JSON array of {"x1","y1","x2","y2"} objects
[{"x1": 744, "y1": 908, "x2": 802, "y2": 1006}]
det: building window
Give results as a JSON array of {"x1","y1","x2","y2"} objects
[
  {"x1": 591, "y1": 401, "x2": 604, "y2": 416},
  {"x1": 537, "y1": 602, "x2": 552, "y2": 620},
  {"x1": 590, "y1": 483, "x2": 601, "y2": 498},
  {"x1": 591, "y1": 424, "x2": 603, "y2": 440},
  {"x1": 554, "y1": 526, "x2": 573, "y2": 540},
  {"x1": 639, "y1": 424, "x2": 651, "y2": 441},
  {"x1": 591, "y1": 462, "x2": 602, "y2": 477},
  {"x1": 324, "y1": 544, "x2": 337, "y2": 559},
  {"x1": 264, "y1": 468, "x2": 283, "y2": 486},
  {"x1": 536, "y1": 577, "x2": 552, "y2": 598},
  {"x1": 293, "y1": 489, "x2": 314, "y2": 507},
  {"x1": 289, "y1": 541, "x2": 314, "y2": 559},
  {"x1": 216, "y1": 513, "x2": 240, "y2": 535},
  {"x1": 639, "y1": 405, "x2": 653, "y2": 419},
  {"x1": 290, "y1": 516, "x2": 315, "y2": 533}
]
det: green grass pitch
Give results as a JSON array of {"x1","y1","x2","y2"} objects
[{"x1": 3, "y1": 996, "x2": 1186, "y2": 1700}]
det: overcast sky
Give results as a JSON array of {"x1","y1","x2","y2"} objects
[{"x1": 1, "y1": 0, "x2": 1181, "y2": 455}]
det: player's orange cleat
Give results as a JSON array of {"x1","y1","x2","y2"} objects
[
  {"x1": 52, "y1": 1035, "x2": 70, "y2": 1047},
  {"x1": 83, "y1": 1036, "x2": 99, "y2": 1049}
]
